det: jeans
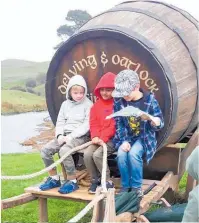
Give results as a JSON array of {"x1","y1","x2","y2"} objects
[{"x1": 117, "y1": 139, "x2": 144, "y2": 189}]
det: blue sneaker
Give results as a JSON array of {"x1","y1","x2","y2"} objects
[
  {"x1": 58, "y1": 180, "x2": 79, "y2": 194},
  {"x1": 88, "y1": 179, "x2": 101, "y2": 194},
  {"x1": 106, "y1": 181, "x2": 114, "y2": 190},
  {"x1": 39, "y1": 177, "x2": 61, "y2": 191}
]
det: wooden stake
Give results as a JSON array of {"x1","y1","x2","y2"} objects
[
  {"x1": 91, "y1": 187, "x2": 103, "y2": 223},
  {"x1": 103, "y1": 188, "x2": 116, "y2": 222},
  {"x1": 38, "y1": 197, "x2": 48, "y2": 223}
]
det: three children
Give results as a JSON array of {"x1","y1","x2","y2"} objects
[{"x1": 40, "y1": 69, "x2": 164, "y2": 195}]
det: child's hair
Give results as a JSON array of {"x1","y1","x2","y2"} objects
[{"x1": 69, "y1": 85, "x2": 85, "y2": 100}]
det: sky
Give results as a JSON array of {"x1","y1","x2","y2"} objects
[{"x1": 1, "y1": 0, "x2": 198, "y2": 62}]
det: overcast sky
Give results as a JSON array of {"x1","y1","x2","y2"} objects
[{"x1": 1, "y1": 0, "x2": 198, "y2": 62}]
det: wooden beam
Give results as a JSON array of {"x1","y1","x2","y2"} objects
[
  {"x1": 91, "y1": 187, "x2": 103, "y2": 223},
  {"x1": 178, "y1": 128, "x2": 199, "y2": 181},
  {"x1": 1, "y1": 193, "x2": 37, "y2": 210},
  {"x1": 136, "y1": 215, "x2": 150, "y2": 222},
  {"x1": 139, "y1": 171, "x2": 175, "y2": 214},
  {"x1": 38, "y1": 197, "x2": 48, "y2": 223},
  {"x1": 103, "y1": 188, "x2": 116, "y2": 222},
  {"x1": 25, "y1": 185, "x2": 94, "y2": 202},
  {"x1": 166, "y1": 143, "x2": 186, "y2": 149},
  {"x1": 115, "y1": 212, "x2": 133, "y2": 222}
]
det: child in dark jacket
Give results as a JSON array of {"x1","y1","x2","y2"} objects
[
  {"x1": 84, "y1": 72, "x2": 116, "y2": 193},
  {"x1": 112, "y1": 69, "x2": 164, "y2": 195}
]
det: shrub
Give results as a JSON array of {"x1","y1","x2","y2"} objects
[
  {"x1": 25, "y1": 78, "x2": 36, "y2": 88},
  {"x1": 36, "y1": 72, "x2": 46, "y2": 85},
  {"x1": 10, "y1": 86, "x2": 26, "y2": 92},
  {"x1": 26, "y1": 87, "x2": 36, "y2": 94}
]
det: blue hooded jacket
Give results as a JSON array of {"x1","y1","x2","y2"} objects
[{"x1": 113, "y1": 89, "x2": 164, "y2": 163}]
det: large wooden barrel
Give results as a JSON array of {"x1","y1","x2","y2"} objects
[{"x1": 46, "y1": 0, "x2": 198, "y2": 149}]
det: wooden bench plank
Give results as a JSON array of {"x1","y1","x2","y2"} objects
[
  {"x1": 24, "y1": 180, "x2": 158, "y2": 203},
  {"x1": 1, "y1": 193, "x2": 37, "y2": 210},
  {"x1": 25, "y1": 185, "x2": 94, "y2": 202}
]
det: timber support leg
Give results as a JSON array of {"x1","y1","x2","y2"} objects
[
  {"x1": 91, "y1": 187, "x2": 105, "y2": 223},
  {"x1": 103, "y1": 188, "x2": 116, "y2": 222},
  {"x1": 38, "y1": 197, "x2": 48, "y2": 223}
]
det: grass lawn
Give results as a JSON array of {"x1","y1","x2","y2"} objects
[
  {"x1": 1, "y1": 90, "x2": 47, "y2": 114},
  {"x1": 1, "y1": 153, "x2": 91, "y2": 223},
  {"x1": 1, "y1": 153, "x2": 188, "y2": 223}
]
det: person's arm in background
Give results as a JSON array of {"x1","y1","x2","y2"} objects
[{"x1": 182, "y1": 186, "x2": 199, "y2": 222}]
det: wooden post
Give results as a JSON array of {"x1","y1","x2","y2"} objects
[
  {"x1": 115, "y1": 212, "x2": 133, "y2": 222},
  {"x1": 38, "y1": 197, "x2": 48, "y2": 223},
  {"x1": 136, "y1": 215, "x2": 150, "y2": 222},
  {"x1": 91, "y1": 187, "x2": 105, "y2": 223},
  {"x1": 1, "y1": 193, "x2": 37, "y2": 210},
  {"x1": 103, "y1": 188, "x2": 116, "y2": 222},
  {"x1": 178, "y1": 128, "x2": 199, "y2": 181}
]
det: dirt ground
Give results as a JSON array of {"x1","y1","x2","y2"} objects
[{"x1": 21, "y1": 117, "x2": 55, "y2": 151}]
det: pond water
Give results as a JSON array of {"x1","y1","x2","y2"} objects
[{"x1": 1, "y1": 111, "x2": 49, "y2": 154}]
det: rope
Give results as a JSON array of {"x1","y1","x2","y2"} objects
[
  {"x1": 1, "y1": 141, "x2": 92, "y2": 180},
  {"x1": 2, "y1": 141, "x2": 110, "y2": 223},
  {"x1": 67, "y1": 194, "x2": 105, "y2": 223},
  {"x1": 101, "y1": 143, "x2": 108, "y2": 192},
  {"x1": 67, "y1": 143, "x2": 108, "y2": 222}
]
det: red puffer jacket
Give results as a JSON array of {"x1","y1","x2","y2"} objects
[{"x1": 90, "y1": 72, "x2": 116, "y2": 142}]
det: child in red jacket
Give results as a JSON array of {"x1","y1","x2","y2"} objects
[{"x1": 84, "y1": 72, "x2": 116, "y2": 193}]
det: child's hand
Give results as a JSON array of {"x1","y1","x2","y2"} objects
[
  {"x1": 141, "y1": 114, "x2": 161, "y2": 127},
  {"x1": 140, "y1": 113, "x2": 151, "y2": 121},
  {"x1": 121, "y1": 141, "x2": 131, "y2": 152},
  {"x1": 151, "y1": 117, "x2": 161, "y2": 127},
  {"x1": 98, "y1": 139, "x2": 104, "y2": 146},
  {"x1": 57, "y1": 135, "x2": 65, "y2": 145},
  {"x1": 92, "y1": 137, "x2": 100, "y2": 144}
]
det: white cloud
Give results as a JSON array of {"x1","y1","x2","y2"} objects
[{"x1": 1, "y1": 0, "x2": 198, "y2": 62}]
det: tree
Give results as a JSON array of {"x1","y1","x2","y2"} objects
[
  {"x1": 36, "y1": 72, "x2": 46, "y2": 85},
  {"x1": 25, "y1": 78, "x2": 36, "y2": 88},
  {"x1": 55, "y1": 10, "x2": 92, "y2": 49}
]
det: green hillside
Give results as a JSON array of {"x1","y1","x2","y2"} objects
[
  {"x1": 1, "y1": 90, "x2": 46, "y2": 114},
  {"x1": 34, "y1": 84, "x2": 45, "y2": 96},
  {"x1": 1, "y1": 59, "x2": 49, "y2": 84},
  {"x1": 1, "y1": 59, "x2": 49, "y2": 114}
]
